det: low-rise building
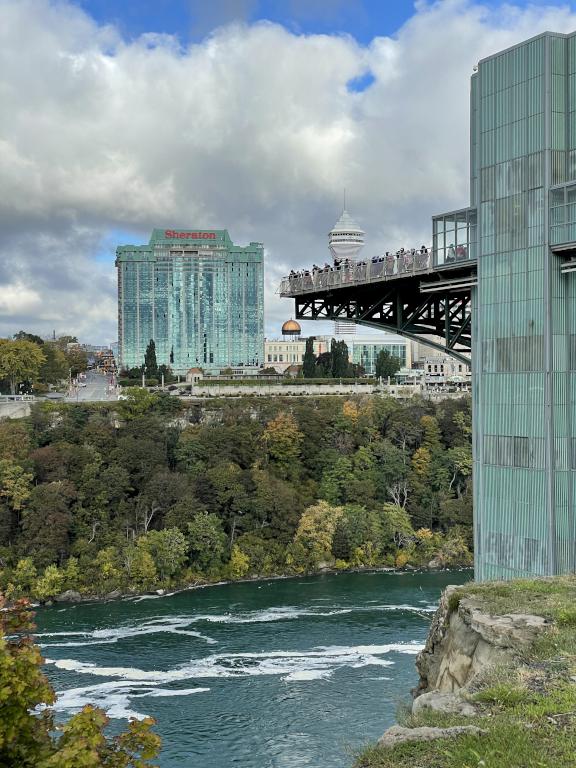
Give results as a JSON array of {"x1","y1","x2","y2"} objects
[
  {"x1": 424, "y1": 355, "x2": 470, "y2": 382},
  {"x1": 264, "y1": 333, "x2": 410, "y2": 375}
]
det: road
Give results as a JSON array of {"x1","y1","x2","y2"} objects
[{"x1": 67, "y1": 371, "x2": 116, "y2": 402}]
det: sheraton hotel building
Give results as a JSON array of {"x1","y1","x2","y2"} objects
[{"x1": 116, "y1": 229, "x2": 264, "y2": 374}]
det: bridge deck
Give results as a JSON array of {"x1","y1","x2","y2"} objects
[{"x1": 279, "y1": 252, "x2": 475, "y2": 298}]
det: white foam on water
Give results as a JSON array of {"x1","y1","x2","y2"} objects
[
  {"x1": 45, "y1": 641, "x2": 422, "y2": 687},
  {"x1": 50, "y1": 679, "x2": 210, "y2": 721},
  {"x1": 190, "y1": 603, "x2": 434, "y2": 625},
  {"x1": 37, "y1": 617, "x2": 217, "y2": 647},
  {"x1": 283, "y1": 669, "x2": 332, "y2": 681}
]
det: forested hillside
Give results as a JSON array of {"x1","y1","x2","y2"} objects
[{"x1": 0, "y1": 392, "x2": 473, "y2": 599}]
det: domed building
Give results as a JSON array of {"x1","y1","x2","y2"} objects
[{"x1": 281, "y1": 319, "x2": 301, "y2": 338}]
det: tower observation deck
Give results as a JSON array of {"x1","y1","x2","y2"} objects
[{"x1": 280, "y1": 31, "x2": 576, "y2": 581}]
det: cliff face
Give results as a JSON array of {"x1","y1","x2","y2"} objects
[
  {"x1": 415, "y1": 585, "x2": 551, "y2": 695},
  {"x1": 356, "y1": 577, "x2": 576, "y2": 768}
]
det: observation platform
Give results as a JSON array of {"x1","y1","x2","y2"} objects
[{"x1": 279, "y1": 207, "x2": 478, "y2": 364}]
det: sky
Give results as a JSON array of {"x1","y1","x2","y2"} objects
[{"x1": 1, "y1": 0, "x2": 576, "y2": 344}]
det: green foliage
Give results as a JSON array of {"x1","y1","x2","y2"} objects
[
  {"x1": 0, "y1": 394, "x2": 473, "y2": 599},
  {"x1": 139, "y1": 528, "x2": 188, "y2": 580},
  {"x1": 0, "y1": 597, "x2": 161, "y2": 767},
  {"x1": 0, "y1": 338, "x2": 46, "y2": 394},
  {"x1": 375, "y1": 349, "x2": 402, "y2": 379},
  {"x1": 330, "y1": 339, "x2": 350, "y2": 378},
  {"x1": 302, "y1": 337, "x2": 316, "y2": 378},
  {"x1": 187, "y1": 512, "x2": 228, "y2": 572},
  {"x1": 118, "y1": 388, "x2": 160, "y2": 420},
  {"x1": 144, "y1": 339, "x2": 158, "y2": 377}
]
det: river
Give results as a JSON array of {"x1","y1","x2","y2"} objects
[{"x1": 36, "y1": 569, "x2": 472, "y2": 768}]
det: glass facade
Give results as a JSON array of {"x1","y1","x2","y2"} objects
[
  {"x1": 433, "y1": 207, "x2": 477, "y2": 266},
  {"x1": 116, "y1": 229, "x2": 264, "y2": 374},
  {"x1": 349, "y1": 340, "x2": 407, "y2": 375},
  {"x1": 470, "y1": 32, "x2": 576, "y2": 579}
]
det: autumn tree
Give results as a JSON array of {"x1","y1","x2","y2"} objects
[
  {"x1": 0, "y1": 597, "x2": 161, "y2": 767},
  {"x1": 291, "y1": 501, "x2": 343, "y2": 570},
  {"x1": 0, "y1": 338, "x2": 46, "y2": 394},
  {"x1": 261, "y1": 412, "x2": 304, "y2": 476}
]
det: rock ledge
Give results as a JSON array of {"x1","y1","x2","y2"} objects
[{"x1": 377, "y1": 725, "x2": 486, "y2": 748}]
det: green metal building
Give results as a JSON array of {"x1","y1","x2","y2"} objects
[
  {"x1": 116, "y1": 229, "x2": 264, "y2": 374},
  {"x1": 460, "y1": 32, "x2": 576, "y2": 579}
]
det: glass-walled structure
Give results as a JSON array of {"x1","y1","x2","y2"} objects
[
  {"x1": 432, "y1": 207, "x2": 477, "y2": 266},
  {"x1": 349, "y1": 337, "x2": 408, "y2": 375},
  {"x1": 550, "y1": 182, "x2": 576, "y2": 247},
  {"x1": 117, "y1": 230, "x2": 264, "y2": 374},
  {"x1": 468, "y1": 32, "x2": 576, "y2": 580}
]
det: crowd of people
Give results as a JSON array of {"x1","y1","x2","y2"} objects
[{"x1": 287, "y1": 245, "x2": 431, "y2": 286}]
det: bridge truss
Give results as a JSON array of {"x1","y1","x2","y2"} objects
[{"x1": 287, "y1": 264, "x2": 477, "y2": 365}]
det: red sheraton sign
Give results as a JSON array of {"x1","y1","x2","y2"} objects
[{"x1": 164, "y1": 230, "x2": 216, "y2": 240}]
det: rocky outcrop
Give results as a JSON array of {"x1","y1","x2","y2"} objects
[
  {"x1": 54, "y1": 589, "x2": 82, "y2": 603},
  {"x1": 411, "y1": 691, "x2": 477, "y2": 717},
  {"x1": 415, "y1": 585, "x2": 551, "y2": 696},
  {"x1": 377, "y1": 724, "x2": 485, "y2": 748},
  {"x1": 375, "y1": 581, "x2": 559, "y2": 757}
]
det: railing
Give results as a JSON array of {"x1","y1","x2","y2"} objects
[
  {"x1": 279, "y1": 244, "x2": 477, "y2": 296},
  {"x1": 279, "y1": 249, "x2": 433, "y2": 296},
  {"x1": 0, "y1": 394, "x2": 36, "y2": 401}
]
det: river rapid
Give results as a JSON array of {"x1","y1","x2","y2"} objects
[{"x1": 36, "y1": 569, "x2": 472, "y2": 768}]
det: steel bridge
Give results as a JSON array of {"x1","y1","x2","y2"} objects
[{"x1": 279, "y1": 249, "x2": 477, "y2": 365}]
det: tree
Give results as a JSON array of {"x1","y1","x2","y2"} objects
[
  {"x1": 302, "y1": 337, "x2": 316, "y2": 378},
  {"x1": 375, "y1": 349, "x2": 402, "y2": 379},
  {"x1": 117, "y1": 388, "x2": 160, "y2": 420},
  {"x1": 261, "y1": 412, "x2": 304, "y2": 475},
  {"x1": 20, "y1": 481, "x2": 76, "y2": 568},
  {"x1": 187, "y1": 512, "x2": 228, "y2": 572},
  {"x1": 0, "y1": 458, "x2": 33, "y2": 513},
  {"x1": 0, "y1": 339, "x2": 46, "y2": 394},
  {"x1": 0, "y1": 597, "x2": 161, "y2": 767},
  {"x1": 64, "y1": 346, "x2": 88, "y2": 378},
  {"x1": 33, "y1": 564, "x2": 65, "y2": 601},
  {"x1": 291, "y1": 501, "x2": 343, "y2": 569},
  {"x1": 14, "y1": 331, "x2": 44, "y2": 346},
  {"x1": 315, "y1": 351, "x2": 332, "y2": 378},
  {"x1": 228, "y1": 544, "x2": 250, "y2": 579},
  {"x1": 330, "y1": 339, "x2": 350, "y2": 378},
  {"x1": 144, "y1": 339, "x2": 158, "y2": 377},
  {"x1": 139, "y1": 528, "x2": 188, "y2": 580},
  {"x1": 38, "y1": 343, "x2": 68, "y2": 385}
]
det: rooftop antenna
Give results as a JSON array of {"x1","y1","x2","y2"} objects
[{"x1": 343, "y1": 188, "x2": 346, "y2": 211}]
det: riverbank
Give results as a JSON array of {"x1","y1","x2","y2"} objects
[
  {"x1": 356, "y1": 576, "x2": 576, "y2": 768},
  {"x1": 35, "y1": 562, "x2": 474, "y2": 607}
]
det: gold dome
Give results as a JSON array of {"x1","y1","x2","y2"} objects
[{"x1": 281, "y1": 319, "x2": 301, "y2": 336}]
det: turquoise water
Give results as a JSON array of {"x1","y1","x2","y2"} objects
[{"x1": 36, "y1": 570, "x2": 472, "y2": 767}]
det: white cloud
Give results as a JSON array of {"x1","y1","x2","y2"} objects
[{"x1": 0, "y1": 0, "x2": 575, "y2": 342}]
